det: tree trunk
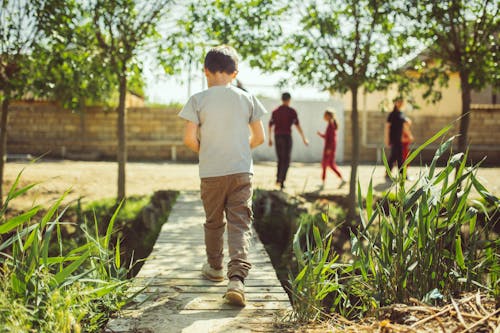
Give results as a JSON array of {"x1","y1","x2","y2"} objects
[
  {"x1": 0, "y1": 97, "x2": 9, "y2": 208},
  {"x1": 347, "y1": 86, "x2": 360, "y2": 223},
  {"x1": 458, "y1": 71, "x2": 471, "y2": 154},
  {"x1": 117, "y1": 74, "x2": 127, "y2": 202}
]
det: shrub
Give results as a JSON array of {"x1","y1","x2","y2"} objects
[
  {"x1": 353, "y1": 131, "x2": 499, "y2": 307},
  {"x1": 0, "y1": 171, "x2": 129, "y2": 332},
  {"x1": 289, "y1": 126, "x2": 499, "y2": 322}
]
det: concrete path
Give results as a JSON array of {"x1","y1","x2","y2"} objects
[{"x1": 106, "y1": 192, "x2": 291, "y2": 333}]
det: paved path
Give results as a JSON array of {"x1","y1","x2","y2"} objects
[{"x1": 106, "y1": 192, "x2": 291, "y2": 333}]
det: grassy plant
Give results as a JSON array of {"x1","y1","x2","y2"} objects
[
  {"x1": 0, "y1": 171, "x2": 129, "y2": 332},
  {"x1": 354, "y1": 130, "x2": 499, "y2": 306},
  {"x1": 290, "y1": 213, "x2": 340, "y2": 322},
  {"x1": 288, "y1": 126, "x2": 499, "y2": 323}
]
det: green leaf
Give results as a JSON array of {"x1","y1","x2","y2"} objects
[
  {"x1": 52, "y1": 250, "x2": 91, "y2": 287},
  {"x1": 366, "y1": 178, "x2": 373, "y2": 220},
  {"x1": 403, "y1": 124, "x2": 452, "y2": 168},
  {"x1": 0, "y1": 207, "x2": 40, "y2": 234},
  {"x1": 115, "y1": 234, "x2": 121, "y2": 269},
  {"x1": 104, "y1": 200, "x2": 124, "y2": 250},
  {"x1": 455, "y1": 235, "x2": 465, "y2": 270}
]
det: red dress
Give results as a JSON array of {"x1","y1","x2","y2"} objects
[{"x1": 320, "y1": 122, "x2": 342, "y2": 180}]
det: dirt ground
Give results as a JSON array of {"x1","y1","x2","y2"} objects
[{"x1": 4, "y1": 159, "x2": 500, "y2": 210}]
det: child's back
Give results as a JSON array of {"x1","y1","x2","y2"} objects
[
  {"x1": 178, "y1": 45, "x2": 266, "y2": 307},
  {"x1": 181, "y1": 85, "x2": 264, "y2": 178}
]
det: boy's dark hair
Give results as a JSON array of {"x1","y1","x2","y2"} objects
[
  {"x1": 281, "y1": 92, "x2": 291, "y2": 101},
  {"x1": 204, "y1": 45, "x2": 238, "y2": 74}
]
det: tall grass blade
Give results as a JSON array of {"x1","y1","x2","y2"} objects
[
  {"x1": 52, "y1": 250, "x2": 91, "y2": 287},
  {"x1": 104, "y1": 200, "x2": 124, "y2": 250},
  {"x1": 0, "y1": 207, "x2": 40, "y2": 234},
  {"x1": 402, "y1": 124, "x2": 452, "y2": 168}
]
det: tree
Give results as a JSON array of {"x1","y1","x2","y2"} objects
[
  {"x1": 162, "y1": 0, "x2": 285, "y2": 81},
  {"x1": 89, "y1": 0, "x2": 170, "y2": 202},
  {"x1": 285, "y1": 1, "x2": 400, "y2": 222},
  {"x1": 404, "y1": 0, "x2": 499, "y2": 154},
  {"x1": 0, "y1": 0, "x2": 45, "y2": 207}
]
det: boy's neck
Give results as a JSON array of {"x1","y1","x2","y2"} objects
[{"x1": 206, "y1": 70, "x2": 236, "y2": 88}]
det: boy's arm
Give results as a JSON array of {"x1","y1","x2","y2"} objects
[
  {"x1": 250, "y1": 120, "x2": 265, "y2": 149},
  {"x1": 294, "y1": 124, "x2": 309, "y2": 146},
  {"x1": 183, "y1": 121, "x2": 200, "y2": 153}
]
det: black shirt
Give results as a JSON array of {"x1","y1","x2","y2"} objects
[{"x1": 387, "y1": 108, "x2": 406, "y2": 146}]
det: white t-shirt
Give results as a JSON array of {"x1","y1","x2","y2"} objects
[{"x1": 178, "y1": 84, "x2": 267, "y2": 178}]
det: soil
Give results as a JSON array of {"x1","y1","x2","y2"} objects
[{"x1": 4, "y1": 159, "x2": 500, "y2": 211}]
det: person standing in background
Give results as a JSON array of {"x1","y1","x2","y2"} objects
[
  {"x1": 384, "y1": 97, "x2": 406, "y2": 180},
  {"x1": 268, "y1": 92, "x2": 309, "y2": 190}
]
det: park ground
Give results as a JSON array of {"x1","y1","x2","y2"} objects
[{"x1": 4, "y1": 159, "x2": 500, "y2": 210}]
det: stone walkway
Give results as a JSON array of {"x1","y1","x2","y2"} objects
[{"x1": 106, "y1": 192, "x2": 291, "y2": 333}]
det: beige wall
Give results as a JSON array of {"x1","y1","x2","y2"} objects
[
  {"x1": 337, "y1": 73, "x2": 466, "y2": 116},
  {"x1": 6, "y1": 101, "x2": 500, "y2": 165},
  {"x1": 342, "y1": 106, "x2": 500, "y2": 165},
  {"x1": 7, "y1": 102, "x2": 196, "y2": 161}
]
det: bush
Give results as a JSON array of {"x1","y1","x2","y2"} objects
[
  {"x1": 0, "y1": 172, "x2": 129, "y2": 332},
  {"x1": 353, "y1": 133, "x2": 499, "y2": 308},
  {"x1": 289, "y1": 126, "x2": 499, "y2": 322}
]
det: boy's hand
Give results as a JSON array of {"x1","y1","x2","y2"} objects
[
  {"x1": 249, "y1": 120, "x2": 265, "y2": 149},
  {"x1": 303, "y1": 138, "x2": 309, "y2": 146},
  {"x1": 268, "y1": 138, "x2": 273, "y2": 147},
  {"x1": 183, "y1": 121, "x2": 200, "y2": 153}
]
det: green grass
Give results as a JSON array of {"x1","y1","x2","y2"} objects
[
  {"x1": 289, "y1": 128, "x2": 499, "y2": 322},
  {"x1": 83, "y1": 195, "x2": 150, "y2": 221},
  {"x1": 0, "y1": 172, "x2": 130, "y2": 332}
]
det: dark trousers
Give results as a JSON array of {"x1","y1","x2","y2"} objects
[
  {"x1": 388, "y1": 144, "x2": 403, "y2": 173},
  {"x1": 275, "y1": 134, "x2": 292, "y2": 184}
]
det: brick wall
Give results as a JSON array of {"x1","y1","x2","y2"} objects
[
  {"x1": 343, "y1": 106, "x2": 500, "y2": 165},
  {"x1": 7, "y1": 102, "x2": 197, "y2": 161},
  {"x1": 6, "y1": 102, "x2": 500, "y2": 165}
]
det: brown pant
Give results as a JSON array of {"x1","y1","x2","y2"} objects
[{"x1": 200, "y1": 173, "x2": 253, "y2": 279}]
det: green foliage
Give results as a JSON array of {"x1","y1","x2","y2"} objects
[
  {"x1": 402, "y1": 0, "x2": 499, "y2": 91},
  {"x1": 84, "y1": 196, "x2": 150, "y2": 222},
  {"x1": 287, "y1": 1, "x2": 401, "y2": 93},
  {"x1": 354, "y1": 134, "x2": 499, "y2": 307},
  {"x1": 290, "y1": 214, "x2": 339, "y2": 322},
  {"x1": 289, "y1": 128, "x2": 499, "y2": 322},
  {"x1": 162, "y1": 0, "x2": 286, "y2": 74},
  {"x1": 0, "y1": 0, "x2": 44, "y2": 99},
  {"x1": 0, "y1": 171, "x2": 129, "y2": 332}
]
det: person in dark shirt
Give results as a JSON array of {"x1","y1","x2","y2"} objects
[
  {"x1": 317, "y1": 110, "x2": 346, "y2": 189},
  {"x1": 268, "y1": 92, "x2": 309, "y2": 189},
  {"x1": 384, "y1": 97, "x2": 406, "y2": 179}
]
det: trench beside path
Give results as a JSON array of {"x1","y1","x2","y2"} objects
[{"x1": 106, "y1": 191, "x2": 291, "y2": 333}]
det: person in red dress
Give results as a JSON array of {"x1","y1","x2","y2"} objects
[
  {"x1": 401, "y1": 118, "x2": 414, "y2": 163},
  {"x1": 317, "y1": 110, "x2": 346, "y2": 189}
]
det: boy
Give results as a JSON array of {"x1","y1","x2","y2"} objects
[{"x1": 178, "y1": 45, "x2": 266, "y2": 307}]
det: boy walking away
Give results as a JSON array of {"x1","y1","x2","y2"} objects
[
  {"x1": 268, "y1": 92, "x2": 309, "y2": 190},
  {"x1": 317, "y1": 110, "x2": 346, "y2": 189},
  {"x1": 384, "y1": 97, "x2": 406, "y2": 181},
  {"x1": 179, "y1": 45, "x2": 267, "y2": 307}
]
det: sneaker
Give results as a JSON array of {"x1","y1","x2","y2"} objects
[
  {"x1": 338, "y1": 180, "x2": 347, "y2": 188},
  {"x1": 224, "y1": 279, "x2": 246, "y2": 307},
  {"x1": 201, "y1": 263, "x2": 224, "y2": 282}
]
